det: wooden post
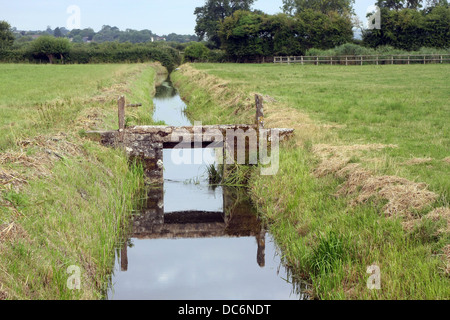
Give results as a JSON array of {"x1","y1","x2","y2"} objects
[
  {"x1": 301, "y1": 56, "x2": 304, "y2": 65},
  {"x1": 118, "y1": 95, "x2": 125, "y2": 142},
  {"x1": 391, "y1": 56, "x2": 394, "y2": 65},
  {"x1": 330, "y1": 57, "x2": 333, "y2": 66},
  {"x1": 441, "y1": 55, "x2": 443, "y2": 64},
  {"x1": 255, "y1": 94, "x2": 264, "y2": 130},
  {"x1": 376, "y1": 56, "x2": 379, "y2": 65},
  {"x1": 316, "y1": 56, "x2": 319, "y2": 66},
  {"x1": 408, "y1": 55, "x2": 410, "y2": 65},
  {"x1": 346, "y1": 56, "x2": 348, "y2": 66},
  {"x1": 361, "y1": 56, "x2": 363, "y2": 66}
]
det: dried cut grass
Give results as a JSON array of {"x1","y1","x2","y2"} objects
[
  {"x1": 312, "y1": 143, "x2": 397, "y2": 159},
  {"x1": 0, "y1": 167, "x2": 27, "y2": 191},
  {"x1": 311, "y1": 143, "x2": 438, "y2": 217},
  {"x1": 312, "y1": 143, "x2": 397, "y2": 179},
  {"x1": 443, "y1": 157, "x2": 450, "y2": 164},
  {"x1": 443, "y1": 245, "x2": 450, "y2": 275},
  {"x1": 0, "y1": 287, "x2": 7, "y2": 300},
  {"x1": 19, "y1": 134, "x2": 83, "y2": 160},
  {"x1": 425, "y1": 207, "x2": 450, "y2": 235},
  {"x1": 335, "y1": 163, "x2": 373, "y2": 196},
  {"x1": 403, "y1": 158, "x2": 433, "y2": 165},
  {"x1": 353, "y1": 176, "x2": 438, "y2": 217},
  {"x1": 0, "y1": 222, "x2": 28, "y2": 244},
  {"x1": 75, "y1": 107, "x2": 107, "y2": 131},
  {"x1": 0, "y1": 134, "x2": 84, "y2": 191}
]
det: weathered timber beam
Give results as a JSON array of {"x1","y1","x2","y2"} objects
[{"x1": 85, "y1": 126, "x2": 295, "y2": 148}]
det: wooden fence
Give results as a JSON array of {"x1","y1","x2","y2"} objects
[{"x1": 274, "y1": 54, "x2": 450, "y2": 65}]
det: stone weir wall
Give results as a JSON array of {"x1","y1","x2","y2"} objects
[{"x1": 87, "y1": 125, "x2": 294, "y2": 185}]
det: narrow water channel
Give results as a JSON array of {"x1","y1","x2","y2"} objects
[{"x1": 107, "y1": 75, "x2": 304, "y2": 300}]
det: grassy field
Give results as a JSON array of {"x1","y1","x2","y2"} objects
[
  {"x1": 172, "y1": 63, "x2": 450, "y2": 300},
  {"x1": 0, "y1": 63, "x2": 162, "y2": 299}
]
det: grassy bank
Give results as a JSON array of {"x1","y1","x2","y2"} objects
[
  {"x1": 0, "y1": 63, "x2": 161, "y2": 299},
  {"x1": 172, "y1": 63, "x2": 449, "y2": 300}
]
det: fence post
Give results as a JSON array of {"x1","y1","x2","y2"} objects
[
  {"x1": 408, "y1": 55, "x2": 410, "y2": 65},
  {"x1": 118, "y1": 95, "x2": 125, "y2": 142},
  {"x1": 361, "y1": 56, "x2": 363, "y2": 66},
  {"x1": 391, "y1": 56, "x2": 394, "y2": 65},
  {"x1": 316, "y1": 56, "x2": 319, "y2": 66},
  {"x1": 346, "y1": 56, "x2": 348, "y2": 66},
  {"x1": 255, "y1": 94, "x2": 264, "y2": 130},
  {"x1": 441, "y1": 55, "x2": 443, "y2": 64},
  {"x1": 376, "y1": 56, "x2": 379, "y2": 65},
  {"x1": 331, "y1": 57, "x2": 333, "y2": 66},
  {"x1": 301, "y1": 56, "x2": 304, "y2": 65},
  {"x1": 424, "y1": 55, "x2": 426, "y2": 65}
]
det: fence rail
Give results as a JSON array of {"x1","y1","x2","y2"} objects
[{"x1": 274, "y1": 54, "x2": 450, "y2": 65}]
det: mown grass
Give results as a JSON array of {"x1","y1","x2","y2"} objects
[
  {"x1": 0, "y1": 63, "x2": 159, "y2": 299},
  {"x1": 172, "y1": 63, "x2": 450, "y2": 300},
  {"x1": 191, "y1": 63, "x2": 449, "y2": 202}
]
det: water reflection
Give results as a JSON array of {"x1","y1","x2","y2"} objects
[
  {"x1": 123, "y1": 186, "x2": 265, "y2": 265},
  {"x1": 153, "y1": 77, "x2": 191, "y2": 127},
  {"x1": 108, "y1": 185, "x2": 304, "y2": 300}
]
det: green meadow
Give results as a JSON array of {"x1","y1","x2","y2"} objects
[
  {"x1": 0, "y1": 63, "x2": 159, "y2": 299},
  {"x1": 190, "y1": 63, "x2": 449, "y2": 201},
  {"x1": 173, "y1": 63, "x2": 450, "y2": 300}
]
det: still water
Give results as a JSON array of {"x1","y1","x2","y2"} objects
[{"x1": 107, "y1": 75, "x2": 304, "y2": 300}]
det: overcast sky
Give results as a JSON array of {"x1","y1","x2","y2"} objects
[{"x1": 1, "y1": 0, "x2": 377, "y2": 35}]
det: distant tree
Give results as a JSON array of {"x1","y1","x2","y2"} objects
[
  {"x1": 423, "y1": 4, "x2": 450, "y2": 47},
  {"x1": 282, "y1": 0, "x2": 355, "y2": 15},
  {"x1": 165, "y1": 33, "x2": 199, "y2": 43},
  {"x1": 363, "y1": 0, "x2": 449, "y2": 49},
  {"x1": 267, "y1": 13, "x2": 303, "y2": 56},
  {"x1": 425, "y1": 0, "x2": 449, "y2": 8},
  {"x1": 219, "y1": 9, "x2": 353, "y2": 61},
  {"x1": 72, "y1": 35, "x2": 83, "y2": 43},
  {"x1": 194, "y1": 0, "x2": 255, "y2": 48},
  {"x1": 31, "y1": 36, "x2": 71, "y2": 63},
  {"x1": 0, "y1": 21, "x2": 15, "y2": 50},
  {"x1": 184, "y1": 42, "x2": 210, "y2": 62},
  {"x1": 93, "y1": 25, "x2": 121, "y2": 42},
  {"x1": 375, "y1": 0, "x2": 424, "y2": 10},
  {"x1": 53, "y1": 27, "x2": 62, "y2": 38},
  {"x1": 296, "y1": 9, "x2": 354, "y2": 49},
  {"x1": 219, "y1": 10, "x2": 272, "y2": 61},
  {"x1": 68, "y1": 28, "x2": 96, "y2": 41}
]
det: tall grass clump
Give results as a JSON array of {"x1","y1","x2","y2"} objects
[{"x1": 309, "y1": 231, "x2": 351, "y2": 274}]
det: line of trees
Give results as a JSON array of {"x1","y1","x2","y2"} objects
[
  {"x1": 193, "y1": 0, "x2": 355, "y2": 61},
  {"x1": 192, "y1": 0, "x2": 449, "y2": 62},
  {"x1": 2, "y1": 0, "x2": 448, "y2": 66},
  {"x1": 0, "y1": 23, "x2": 182, "y2": 71},
  {"x1": 13, "y1": 25, "x2": 198, "y2": 44},
  {"x1": 363, "y1": 0, "x2": 450, "y2": 50}
]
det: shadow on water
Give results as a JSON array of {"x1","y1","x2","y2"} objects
[{"x1": 106, "y1": 75, "x2": 309, "y2": 300}]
